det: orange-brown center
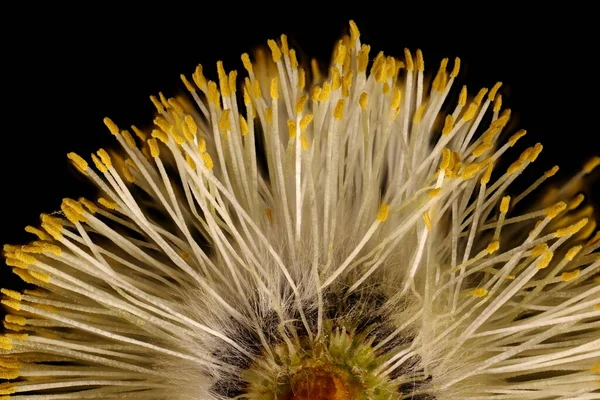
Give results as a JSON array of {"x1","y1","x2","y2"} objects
[{"x1": 286, "y1": 367, "x2": 355, "y2": 400}]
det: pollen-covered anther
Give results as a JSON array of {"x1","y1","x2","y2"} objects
[
  {"x1": 536, "y1": 251, "x2": 554, "y2": 269},
  {"x1": 583, "y1": 156, "x2": 600, "y2": 174},
  {"x1": 545, "y1": 201, "x2": 567, "y2": 219},
  {"x1": 471, "y1": 288, "x2": 488, "y2": 297},
  {"x1": 561, "y1": 269, "x2": 580, "y2": 281},
  {"x1": 555, "y1": 218, "x2": 589, "y2": 237}
]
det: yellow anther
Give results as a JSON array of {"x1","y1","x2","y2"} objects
[
  {"x1": 486, "y1": 241, "x2": 500, "y2": 254},
  {"x1": 295, "y1": 94, "x2": 309, "y2": 114},
  {"x1": 25, "y1": 226, "x2": 50, "y2": 241},
  {"x1": 461, "y1": 163, "x2": 482, "y2": 180},
  {"x1": 358, "y1": 45, "x2": 370, "y2": 73},
  {"x1": 458, "y1": 86, "x2": 467, "y2": 106},
  {"x1": 201, "y1": 152, "x2": 214, "y2": 170},
  {"x1": 342, "y1": 71, "x2": 353, "y2": 97},
  {"x1": 287, "y1": 120, "x2": 297, "y2": 138},
  {"x1": 331, "y1": 67, "x2": 342, "y2": 90},
  {"x1": 349, "y1": 20, "x2": 360, "y2": 41},
  {"x1": 583, "y1": 156, "x2": 600, "y2": 174},
  {"x1": 35, "y1": 242, "x2": 61, "y2": 256},
  {"x1": 474, "y1": 88, "x2": 488, "y2": 105},
  {"x1": 507, "y1": 160, "x2": 524, "y2": 174},
  {"x1": 428, "y1": 188, "x2": 441, "y2": 198},
  {"x1": 450, "y1": 57, "x2": 461, "y2": 78},
  {"x1": 312, "y1": 86, "x2": 322, "y2": 102},
  {"x1": 537, "y1": 251, "x2": 554, "y2": 269},
  {"x1": 556, "y1": 218, "x2": 589, "y2": 238},
  {"x1": 471, "y1": 288, "x2": 488, "y2": 297},
  {"x1": 497, "y1": 196, "x2": 511, "y2": 214},
  {"x1": 267, "y1": 39, "x2": 282, "y2": 62},
  {"x1": 462, "y1": 102, "x2": 478, "y2": 122},
  {"x1": 41, "y1": 221, "x2": 62, "y2": 240},
  {"x1": 120, "y1": 130, "x2": 136, "y2": 149},
  {"x1": 440, "y1": 148, "x2": 452, "y2": 170},
  {"x1": 561, "y1": 269, "x2": 580, "y2": 281},
  {"x1": 149, "y1": 95, "x2": 164, "y2": 113},
  {"x1": 319, "y1": 82, "x2": 331, "y2": 102},
  {"x1": 546, "y1": 201, "x2": 567, "y2": 219},
  {"x1": 413, "y1": 103, "x2": 427, "y2": 123},
  {"x1": 192, "y1": 64, "x2": 207, "y2": 92},
  {"x1": 493, "y1": 94, "x2": 502, "y2": 112},
  {"x1": 243, "y1": 87, "x2": 251, "y2": 106},
  {"x1": 300, "y1": 133, "x2": 310, "y2": 150},
  {"x1": 131, "y1": 125, "x2": 146, "y2": 141},
  {"x1": 0, "y1": 336, "x2": 13, "y2": 350},
  {"x1": 168, "y1": 97, "x2": 184, "y2": 114},
  {"x1": 481, "y1": 163, "x2": 494, "y2": 185},
  {"x1": 432, "y1": 58, "x2": 448, "y2": 91},
  {"x1": 334, "y1": 99, "x2": 345, "y2": 120},
  {"x1": 147, "y1": 138, "x2": 160, "y2": 158},
  {"x1": 198, "y1": 138, "x2": 207, "y2": 153},
  {"x1": 180, "y1": 74, "x2": 195, "y2": 92},
  {"x1": 5, "y1": 315, "x2": 26, "y2": 326},
  {"x1": 158, "y1": 92, "x2": 169, "y2": 109},
  {"x1": 207, "y1": 81, "x2": 221, "y2": 105},
  {"x1": 528, "y1": 143, "x2": 543, "y2": 162},
  {"x1": 97, "y1": 149, "x2": 112, "y2": 169},
  {"x1": 151, "y1": 129, "x2": 169, "y2": 144},
  {"x1": 442, "y1": 115, "x2": 454, "y2": 135},
  {"x1": 98, "y1": 197, "x2": 118, "y2": 210},
  {"x1": 359, "y1": 92, "x2": 369, "y2": 110},
  {"x1": 544, "y1": 165, "x2": 559, "y2": 178},
  {"x1": 299, "y1": 113, "x2": 313, "y2": 131},
  {"x1": 415, "y1": 49, "x2": 424, "y2": 72},
  {"x1": 0, "y1": 382, "x2": 17, "y2": 395},
  {"x1": 241, "y1": 53, "x2": 253, "y2": 74},
  {"x1": 565, "y1": 245, "x2": 582, "y2": 261},
  {"x1": 423, "y1": 211, "x2": 432, "y2": 231},
  {"x1": 488, "y1": 82, "x2": 502, "y2": 101},
  {"x1": 1, "y1": 300, "x2": 21, "y2": 311},
  {"x1": 377, "y1": 204, "x2": 390, "y2": 222},
  {"x1": 404, "y1": 48, "x2": 414, "y2": 71},
  {"x1": 567, "y1": 194, "x2": 585, "y2": 211},
  {"x1": 185, "y1": 154, "x2": 196, "y2": 170},
  {"x1": 265, "y1": 108, "x2": 273, "y2": 124},
  {"x1": 270, "y1": 77, "x2": 279, "y2": 99},
  {"x1": 91, "y1": 154, "x2": 107, "y2": 172},
  {"x1": 391, "y1": 87, "x2": 402, "y2": 110},
  {"x1": 1, "y1": 289, "x2": 22, "y2": 301},
  {"x1": 531, "y1": 243, "x2": 549, "y2": 257},
  {"x1": 103, "y1": 117, "x2": 119, "y2": 135},
  {"x1": 239, "y1": 116, "x2": 249, "y2": 136},
  {"x1": 334, "y1": 42, "x2": 346, "y2": 66},
  {"x1": 67, "y1": 152, "x2": 88, "y2": 173},
  {"x1": 297, "y1": 67, "x2": 306, "y2": 90},
  {"x1": 219, "y1": 110, "x2": 231, "y2": 131},
  {"x1": 280, "y1": 34, "x2": 289, "y2": 56},
  {"x1": 472, "y1": 142, "x2": 493, "y2": 158},
  {"x1": 289, "y1": 49, "x2": 298, "y2": 69}
]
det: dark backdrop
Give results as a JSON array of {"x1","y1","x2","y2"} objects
[{"x1": 1, "y1": 7, "x2": 598, "y2": 294}]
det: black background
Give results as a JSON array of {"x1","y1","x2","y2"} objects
[{"x1": 1, "y1": 7, "x2": 598, "y2": 292}]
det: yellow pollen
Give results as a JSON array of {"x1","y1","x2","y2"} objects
[
  {"x1": 296, "y1": 94, "x2": 309, "y2": 114},
  {"x1": 103, "y1": 117, "x2": 119, "y2": 135},
  {"x1": 474, "y1": 88, "x2": 488, "y2": 105},
  {"x1": 537, "y1": 251, "x2": 554, "y2": 269},
  {"x1": 270, "y1": 77, "x2": 279, "y2": 99},
  {"x1": 0, "y1": 289, "x2": 22, "y2": 301},
  {"x1": 481, "y1": 163, "x2": 494, "y2": 185},
  {"x1": 201, "y1": 152, "x2": 214, "y2": 170},
  {"x1": 24, "y1": 226, "x2": 50, "y2": 241},
  {"x1": 297, "y1": 67, "x2": 306, "y2": 90},
  {"x1": 239, "y1": 116, "x2": 249, "y2": 136},
  {"x1": 561, "y1": 269, "x2": 580, "y2": 281},
  {"x1": 151, "y1": 129, "x2": 169, "y2": 144},
  {"x1": 556, "y1": 218, "x2": 589, "y2": 238},
  {"x1": 267, "y1": 39, "x2": 282, "y2": 62},
  {"x1": 391, "y1": 87, "x2": 402, "y2": 110},
  {"x1": 416, "y1": 49, "x2": 424, "y2": 71},
  {"x1": 290, "y1": 49, "x2": 298, "y2": 69},
  {"x1": 300, "y1": 114, "x2": 313, "y2": 131},
  {"x1": 568, "y1": 193, "x2": 585, "y2": 210},
  {"x1": 334, "y1": 99, "x2": 345, "y2": 120},
  {"x1": 349, "y1": 20, "x2": 360, "y2": 41},
  {"x1": 287, "y1": 120, "x2": 297, "y2": 138},
  {"x1": 413, "y1": 103, "x2": 427, "y2": 123},
  {"x1": 5, "y1": 315, "x2": 26, "y2": 326},
  {"x1": 462, "y1": 103, "x2": 478, "y2": 122},
  {"x1": 404, "y1": 48, "x2": 414, "y2": 71},
  {"x1": 1, "y1": 300, "x2": 21, "y2": 311},
  {"x1": 241, "y1": 53, "x2": 253, "y2": 73},
  {"x1": 458, "y1": 86, "x2": 467, "y2": 106},
  {"x1": 440, "y1": 148, "x2": 452, "y2": 170},
  {"x1": 487, "y1": 241, "x2": 500, "y2": 254},
  {"x1": 531, "y1": 243, "x2": 549, "y2": 257},
  {"x1": 358, "y1": 45, "x2": 370, "y2": 72},
  {"x1": 98, "y1": 197, "x2": 118, "y2": 210},
  {"x1": 493, "y1": 95, "x2": 503, "y2": 112},
  {"x1": 377, "y1": 204, "x2": 390, "y2": 222},
  {"x1": 131, "y1": 125, "x2": 146, "y2": 141},
  {"x1": 265, "y1": 108, "x2": 273, "y2": 124},
  {"x1": 359, "y1": 92, "x2": 369, "y2": 110},
  {"x1": 488, "y1": 82, "x2": 502, "y2": 101},
  {"x1": 583, "y1": 156, "x2": 600, "y2": 174},
  {"x1": 507, "y1": 160, "x2": 524, "y2": 174},
  {"x1": 544, "y1": 165, "x2": 559, "y2": 178},
  {"x1": 450, "y1": 57, "x2": 461, "y2": 78},
  {"x1": 148, "y1": 138, "x2": 160, "y2": 158},
  {"x1": 300, "y1": 133, "x2": 310, "y2": 150},
  {"x1": 565, "y1": 245, "x2": 582, "y2": 261},
  {"x1": 219, "y1": 110, "x2": 231, "y2": 131},
  {"x1": 428, "y1": 188, "x2": 441, "y2": 198},
  {"x1": 546, "y1": 201, "x2": 567, "y2": 219},
  {"x1": 508, "y1": 129, "x2": 527, "y2": 147},
  {"x1": 471, "y1": 288, "x2": 488, "y2": 297},
  {"x1": 67, "y1": 152, "x2": 88, "y2": 173}
]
